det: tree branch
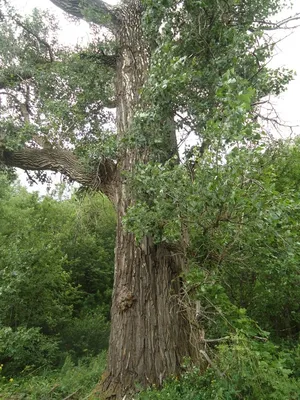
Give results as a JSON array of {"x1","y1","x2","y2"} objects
[
  {"x1": 258, "y1": 13, "x2": 300, "y2": 30},
  {"x1": 49, "y1": 0, "x2": 119, "y2": 30},
  {"x1": 12, "y1": 15, "x2": 55, "y2": 62},
  {"x1": 0, "y1": 91, "x2": 31, "y2": 123},
  {"x1": 80, "y1": 50, "x2": 118, "y2": 69},
  {"x1": 0, "y1": 147, "x2": 116, "y2": 199},
  {"x1": 0, "y1": 72, "x2": 32, "y2": 90}
]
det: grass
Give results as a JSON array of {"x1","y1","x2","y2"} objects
[{"x1": 0, "y1": 352, "x2": 107, "y2": 400}]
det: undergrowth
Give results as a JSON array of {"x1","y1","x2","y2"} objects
[
  {"x1": 136, "y1": 336, "x2": 300, "y2": 400},
  {"x1": 0, "y1": 352, "x2": 106, "y2": 400}
]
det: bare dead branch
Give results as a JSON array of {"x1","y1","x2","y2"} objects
[
  {"x1": 200, "y1": 336, "x2": 230, "y2": 343},
  {"x1": 199, "y1": 350, "x2": 223, "y2": 377},
  {"x1": 25, "y1": 169, "x2": 38, "y2": 185},
  {"x1": 62, "y1": 389, "x2": 81, "y2": 400},
  {"x1": 259, "y1": 13, "x2": 300, "y2": 30}
]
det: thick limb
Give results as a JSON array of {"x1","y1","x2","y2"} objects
[
  {"x1": 49, "y1": 0, "x2": 119, "y2": 29},
  {"x1": 0, "y1": 147, "x2": 116, "y2": 199}
]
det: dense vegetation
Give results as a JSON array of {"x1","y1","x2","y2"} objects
[
  {"x1": 0, "y1": 175, "x2": 115, "y2": 398},
  {"x1": 0, "y1": 0, "x2": 299, "y2": 398},
  {"x1": 1, "y1": 143, "x2": 300, "y2": 399},
  {"x1": 134, "y1": 139, "x2": 300, "y2": 399}
]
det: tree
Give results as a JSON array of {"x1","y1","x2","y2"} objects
[
  {"x1": 0, "y1": 175, "x2": 116, "y2": 374},
  {"x1": 0, "y1": 0, "x2": 297, "y2": 398}
]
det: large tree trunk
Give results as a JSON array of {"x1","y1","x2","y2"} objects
[
  {"x1": 99, "y1": 235, "x2": 194, "y2": 398},
  {"x1": 0, "y1": 0, "x2": 198, "y2": 397},
  {"x1": 95, "y1": 1, "x2": 195, "y2": 398}
]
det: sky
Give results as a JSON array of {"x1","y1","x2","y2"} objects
[
  {"x1": 8, "y1": 0, "x2": 300, "y2": 191},
  {"x1": 12, "y1": 0, "x2": 300, "y2": 131},
  {"x1": 268, "y1": 3, "x2": 300, "y2": 137}
]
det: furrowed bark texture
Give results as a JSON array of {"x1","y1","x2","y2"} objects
[
  {"x1": 97, "y1": 1, "x2": 195, "y2": 398},
  {"x1": 1, "y1": 0, "x2": 197, "y2": 397},
  {"x1": 0, "y1": 148, "x2": 116, "y2": 199},
  {"x1": 50, "y1": 0, "x2": 118, "y2": 29}
]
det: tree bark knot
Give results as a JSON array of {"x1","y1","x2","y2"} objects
[{"x1": 117, "y1": 287, "x2": 136, "y2": 312}]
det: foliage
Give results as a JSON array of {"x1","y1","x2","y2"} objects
[
  {"x1": 185, "y1": 141, "x2": 300, "y2": 340},
  {"x1": 0, "y1": 351, "x2": 107, "y2": 400},
  {"x1": 0, "y1": 1, "x2": 116, "y2": 168},
  {"x1": 61, "y1": 193, "x2": 116, "y2": 318},
  {"x1": 60, "y1": 309, "x2": 110, "y2": 359},
  {"x1": 136, "y1": 336, "x2": 300, "y2": 400},
  {"x1": 0, "y1": 187, "x2": 77, "y2": 332},
  {"x1": 0, "y1": 174, "x2": 115, "y2": 374},
  {"x1": 0, "y1": 2, "x2": 60, "y2": 150},
  {"x1": 125, "y1": 140, "x2": 300, "y2": 339},
  {"x1": 1, "y1": 0, "x2": 300, "y2": 397},
  {"x1": 0, "y1": 327, "x2": 60, "y2": 376},
  {"x1": 131, "y1": 0, "x2": 294, "y2": 159}
]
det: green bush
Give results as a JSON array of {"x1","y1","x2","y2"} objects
[
  {"x1": 0, "y1": 327, "x2": 60, "y2": 376},
  {"x1": 136, "y1": 336, "x2": 300, "y2": 400},
  {"x1": 0, "y1": 352, "x2": 107, "y2": 399},
  {"x1": 208, "y1": 336, "x2": 300, "y2": 400},
  {"x1": 60, "y1": 309, "x2": 110, "y2": 360},
  {"x1": 0, "y1": 180, "x2": 115, "y2": 375}
]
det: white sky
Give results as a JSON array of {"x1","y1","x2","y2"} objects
[
  {"x1": 269, "y1": 4, "x2": 300, "y2": 137},
  {"x1": 12, "y1": 0, "x2": 300, "y2": 131},
  {"x1": 8, "y1": 0, "x2": 300, "y2": 191},
  {"x1": 10, "y1": 0, "x2": 300, "y2": 127}
]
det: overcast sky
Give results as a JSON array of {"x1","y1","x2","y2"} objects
[
  {"x1": 268, "y1": 3, "x2": 300, "y2": 137},
  {"x1": 9, "y1": 0, "x2": 300, "y2": 191},
  {"x1": 9, "y1": 0, "x2": 299, "y2": 136},
  {"x1": 11, "y1": 0, "x2": 300, "y2": 133}
]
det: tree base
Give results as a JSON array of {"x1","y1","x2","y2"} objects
[{"x1": 92, "y1": 371, "x2": 137, "y2": 400}]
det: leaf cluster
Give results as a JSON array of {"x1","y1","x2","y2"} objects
[{"x1": 0, "y1": 176, "x2": 116, "y2": 375}]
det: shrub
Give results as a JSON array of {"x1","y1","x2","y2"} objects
[
  {"x1": 0, "y1": 352, "x2": 107, "y2": 400},
  {"x1": 136, "y1": 335, "x2": 300, "y2": 400},
  {"x1": 60, "y1": 309, "x2": 110, "y2": 360},
  {"x1": 0, "y1": 326, "x2": 60, "y2": 376}
]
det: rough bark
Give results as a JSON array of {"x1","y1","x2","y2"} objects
[
  {"x1": 95, "y1": 1, "x2": 196, "y2": 398},
  {"x1": 1, "y1": 1, "x2": 198, "y2": 398},
  {"x1": 50, "y1": 0, "x2": 119, "y2": 30},
  {"x1": 0, "y1": 147, "x2": 116, "y2": 200},
  {"x1": 98, "y1": 236, "x2": 195, "y2": 399}
]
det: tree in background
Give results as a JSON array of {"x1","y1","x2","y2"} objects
[
  {"x1": 0, "y1": 175, "x2": 115, "y2": 374},
  {"x1": 0, "y1": 0, "x2": 298, "y2": 398}
]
